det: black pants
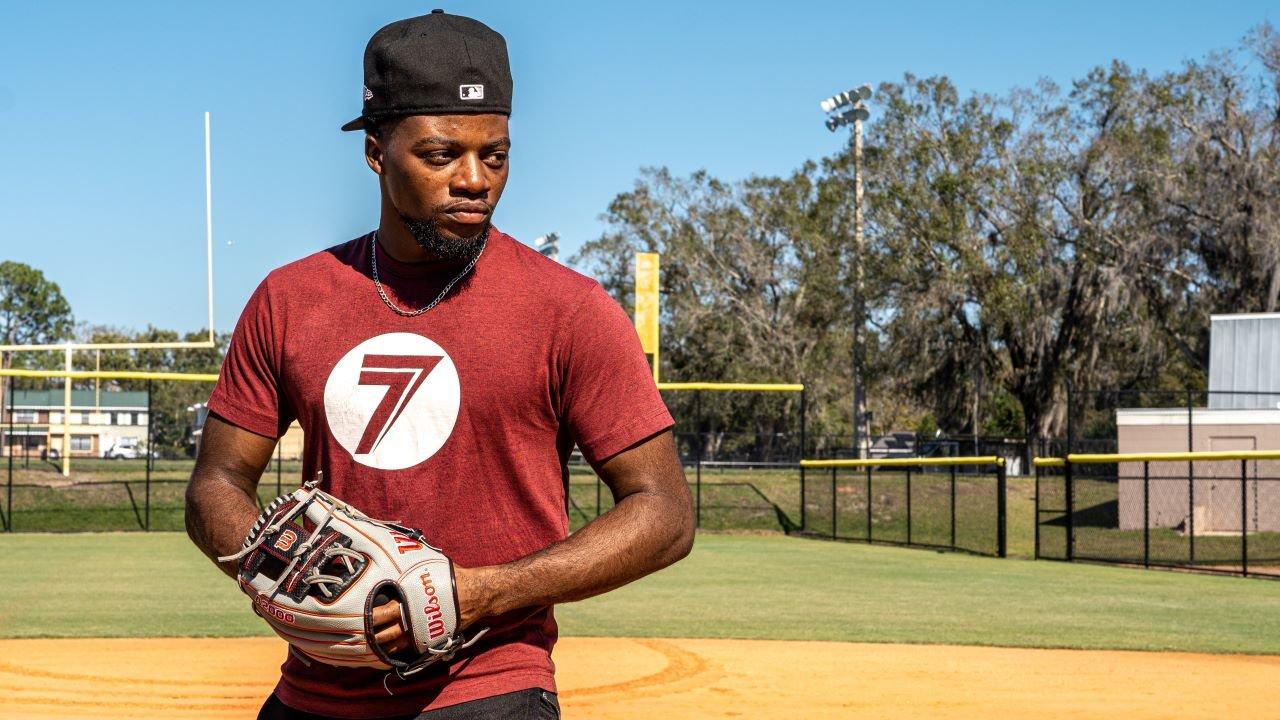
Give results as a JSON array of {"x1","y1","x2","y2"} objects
[{"x1": 258, "y1": 688, "x2": 560, "y2": 720}]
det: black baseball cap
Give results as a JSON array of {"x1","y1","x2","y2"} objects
[{"x1": 341, "y1": 9, "x2": 512, "y2": 132}]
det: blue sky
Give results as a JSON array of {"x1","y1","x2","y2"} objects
[{"x1": 0, "y1": 0, "x2": 1274, "y2": 333}]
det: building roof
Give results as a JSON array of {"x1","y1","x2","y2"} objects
[
  {"x1": 1117, "y1": 407, "x2": 1280, "y2": 426},
  {"x1": 9, "y1": 389, "x2": 149, "y2": 410}
]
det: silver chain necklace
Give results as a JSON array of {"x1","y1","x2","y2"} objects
[{"x1": 370, "y1": 230, "x2": 486, "y2": 317}]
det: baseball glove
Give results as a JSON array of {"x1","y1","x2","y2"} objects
[{"x1": 218, "y1": 475, "x2": 487, "y2": 678}]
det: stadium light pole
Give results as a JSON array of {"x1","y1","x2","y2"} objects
[
  {"x1": 534, "y1": 232, "x2": 560, "y2": 262},
  {"x1": 821, "y1": 84, "x2": 872, "y2": 459}
]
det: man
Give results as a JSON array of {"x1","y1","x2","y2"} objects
[{"x1": 185, "y1": 10, "x2": 693, "y2": 719}]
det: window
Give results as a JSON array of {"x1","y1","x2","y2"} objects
[
  {"x1": 13, "y1": 410, "x2": 36, "y2": 423},
  {"x1": 116, "y1": 412, "x2": 133, "y2": 426},
  {"x1": 137, "y1": 413, "x2": 148, "y2": 426},
  {"x1": 50, "y1": 412, "x2": 63, "y2": 424},
  {"x1": 70, "y1": 436, "x2": 92, "y2": 452},
  {"x1": 79, "y1": 413, "x2": 90, "y2": 425}
]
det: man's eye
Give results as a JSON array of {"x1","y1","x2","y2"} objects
[
  {"x1": 485, "y1": 152, "x2": 508, "y2": 167},
  {"x1": 421, "y1": 151, "x2": 453, "y2": 164}
]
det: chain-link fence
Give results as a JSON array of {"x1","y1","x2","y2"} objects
[
  {"x1": 0, "y1": 455, "x2": 305, "y2": 532},
  {"x1": 797, "y1": 458, "x2": 1007, "y2": 557},
  {"x1": 566, "y1": 458, "x2": 803, "y2": 534},
  {"x1": 1035, "y1": 455, "x2": 1280, "y2": 579},
  {"x1": 0, "y1": 372, "x2": 307, "y2": 532},
  {"x1": 1034, "y1": 387, "x2": 1280, "y2": 578}
]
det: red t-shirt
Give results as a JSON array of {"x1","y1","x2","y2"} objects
[{"x1": 207, "y1": 229, "x2": 673, "y2": 718}]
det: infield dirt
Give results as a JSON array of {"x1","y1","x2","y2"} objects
[{"x1": 0, "y1": 636, "x2": 1276, "y2": 719}]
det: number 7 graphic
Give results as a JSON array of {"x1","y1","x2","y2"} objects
[{"x1": 355, "y1": 354, "x2": 443, "y2": 455}]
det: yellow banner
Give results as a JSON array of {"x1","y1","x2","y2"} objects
[{"x1": 634, "y1": 252, "x2": 660, "y2": 354}]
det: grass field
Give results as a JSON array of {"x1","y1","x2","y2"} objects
[{"x1": 1, "y1": 532, "x2": 1278, "y2": 654}]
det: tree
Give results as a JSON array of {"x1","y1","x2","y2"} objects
[
  {"x1": 861, "y1": 66, "x2": 1203, "y2": 449},
  {"x1": 0, "y1": 260, "x2": 73, "y2": 351},
  {"x1": 0, "y1": 260, "x2": 74, "y2": 411},
  {"x1": 1129, "y1": 23, "x2": 1280, "y2": 372},
  {"x1": 574, "y1": 166, "x2": 866, "y2": 456}
]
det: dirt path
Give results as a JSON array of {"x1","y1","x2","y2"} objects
[{"x1": 0, "y1": 637, "x2": 1277, "y2": 719}]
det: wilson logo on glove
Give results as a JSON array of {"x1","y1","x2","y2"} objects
[
  {"x1": 273, "y1": 528, "x2": 299, "y2": 552},
  {"x1": 419, "y1": 571, "x2": 447, "y2": 640}
]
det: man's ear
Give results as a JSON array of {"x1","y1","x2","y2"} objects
[{"x1": 365, "y1": 133, "x2": 385, "y2": 175}]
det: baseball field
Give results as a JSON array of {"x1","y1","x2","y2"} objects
[{"x1": 2, "y1": 523, "x2": 1279, "y2": 719}]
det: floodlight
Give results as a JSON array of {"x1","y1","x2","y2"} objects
[
  {"x1": 534, "y1": 232, "x2": 560, "y2": 260},
  {"x1": 856, "y1": 84, "x2": 873, "y2": 100},
  {"x1": 825, "y1": 117, "x2": 840, "y2": 132}
]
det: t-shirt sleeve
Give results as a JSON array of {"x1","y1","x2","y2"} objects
[
  {"x1": 557, "y1": 283, "x2": 674, "y2": 466},
  {"x1": 207, "y1": 278, "x2": 295, "y2": 439}
]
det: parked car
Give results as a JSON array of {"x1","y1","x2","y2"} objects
[{"x1": 102, "y1": 438, "x2": 143, "y2": 460}]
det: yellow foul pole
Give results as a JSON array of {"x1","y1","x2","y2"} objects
[{"x1": 634, "y1": 252, "x2": 661, "y2": 383}]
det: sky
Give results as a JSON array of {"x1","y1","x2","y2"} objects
[{"x1": 0, "y1": 0, "x2": 1274, "y2": 334}]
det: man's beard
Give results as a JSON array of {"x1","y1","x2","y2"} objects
[{"x1": 399, "y1": 213, "x2": 490, "y2": 263}]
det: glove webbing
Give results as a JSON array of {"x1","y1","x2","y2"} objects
[{"x1": 219, "y1": 478, "x2": 363, "y2": 598}]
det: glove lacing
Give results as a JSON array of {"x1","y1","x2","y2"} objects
[{"x1": 218, "y1": 479, "x2": 354, "y2": 598}]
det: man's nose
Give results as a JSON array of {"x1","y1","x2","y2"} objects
[{"x1": 450, "y1": 155, "x2": 490, "y2": 196}]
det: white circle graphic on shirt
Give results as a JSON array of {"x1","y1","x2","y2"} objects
[{"x1": 323, "y1": 332, "x2": 460, "y2": 470}]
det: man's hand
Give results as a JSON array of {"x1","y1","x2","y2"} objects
[
  {"x1": 371, "y1": 600, "x2": 412, "y2": 655},
  {"x1": 370, "y1": 565, "x2": 490, "y2": 657}
]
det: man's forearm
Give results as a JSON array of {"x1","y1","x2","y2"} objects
[
  {"x1": 459, "y1": 486, "x2": 693, "y2": 625},
  {"x1": 185, "y1": 475, "x2": 264, "y2": 579}
]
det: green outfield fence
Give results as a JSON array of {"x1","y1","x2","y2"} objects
[
  {"x1": 797, "y1": 457, "x2": 1008, "y2": 557},
  {"x1": 1035, "y1": 452, "x2": 1280, "y2": 579},
  {"x1": 567, "y1": 455, "x2": 1008, "y2": 557}
]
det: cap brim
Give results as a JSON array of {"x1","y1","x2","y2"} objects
[{"x1": 340, "y1": 116, "x2": 367, "y2": 132}]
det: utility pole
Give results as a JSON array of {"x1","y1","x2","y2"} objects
[{"x1": 821, "y1": 84, "x2": 872, "y2": 458}]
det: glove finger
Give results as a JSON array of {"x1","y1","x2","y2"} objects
[
  {"x1": 373, "y1": 622, "x2": 409, "y2": 655},
  {"x1": 371, "y1": 599, "x2": 403, "y2": 628}
]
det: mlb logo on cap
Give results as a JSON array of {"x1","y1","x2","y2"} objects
[{"x1": 460, "y1": 84, "x2": 485, "y2": 100}]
